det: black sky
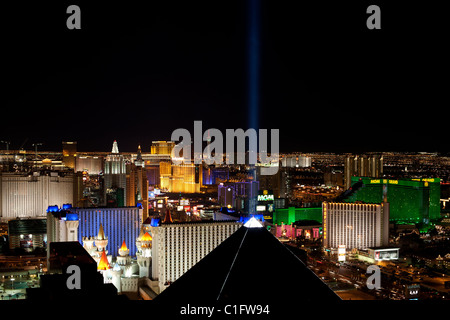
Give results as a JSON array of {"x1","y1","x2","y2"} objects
[{"x1": 1, "y1": 1, "x2": 448, "y2": 153}]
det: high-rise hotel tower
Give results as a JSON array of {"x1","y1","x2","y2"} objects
[{"x1": 322, "y1": 201, "x2": 389, "y2": 250}]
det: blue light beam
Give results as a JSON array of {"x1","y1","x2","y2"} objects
[{"x1": 247, "y1": 0, "x2": 261, "y2": 131}]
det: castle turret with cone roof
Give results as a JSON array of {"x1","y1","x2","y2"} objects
[
  {"x1": 94, "y1": 223, "x2": 108, "y2": 253},
  {"x1": 82, "y1": 236, "x2": 96, "y2": 256},
  {"x1": 98, "y1": 250, "x2": 111, "y2": 271},
  {"x1": 83, "y1": 224, "x2": 111, "y2": 267},
  {"x1": 117, "y1": 240, "x2": 131, "y2": 267},
  {"x1": 136, "y1": 223, "x2": 153, "y2": 278}
]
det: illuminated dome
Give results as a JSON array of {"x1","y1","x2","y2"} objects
[{"x1": 98, "y1": 250, "x2": 110, "y2": 271}]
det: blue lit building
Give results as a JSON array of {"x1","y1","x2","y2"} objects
[
  {"x1": 46, "y1": 204, "x2": 79, "y2": 245},
  {"x1": 73, "y1": 207, "x2": 143, "y2": 257}
]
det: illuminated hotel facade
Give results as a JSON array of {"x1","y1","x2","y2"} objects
[
  {"x1": 160, "y1": 161, "x2": 202, "y2": 193},
  {"x1": 280, "y1": 154, "x2": 312, "y2": 168},
  {"x1": 126, "y1": 146, "x2": 149, "y2": 218},
  {"x1": 322, "y1": 201, "x2": 389, "y2": 250},
  {"x1": 346, "y1": 176, "x2": 441, "y2": 223},
  {"x1": 151, "y1": 141, "x2": 175, "y2": 155},
  {"x1": 104, "y1": 141, "x2": 127, "y2": 205},
  {"x1": 62, "y1": 141, "x2": 77, "y2": 169},
  {"x1": 150, "y1": 220, "x2": 241, "y2": 293},
  {"x1": 0, "y1": 172, "x2": 76, "y2": 219},
  {"x1": 344, "y1": 155, "x2": 383, "y2": 189},
  {"x1": 74, "y1": 206, "x2": 143, "y2": 257}
]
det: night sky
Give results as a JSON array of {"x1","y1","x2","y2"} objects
[{"x1": 1, "y1": 1, "x2": 448, "y2": 153}]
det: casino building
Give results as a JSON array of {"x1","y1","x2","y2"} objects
[
  {"x1": 322, "y1": 201, "x2": 389, "y2": 251},
  {"x1": 74, "y1": 206, "x2": 143, "y2": 257},
  {"x1": 149, "y1": 211, "x2": 242, "y2": 293},
  {"x1": 0, "y1": 171, "x2": 75, "y2": 219},
  {"x1": 8, "y1": 218, "x2": 47, "y2": 252},
  {"x1": 345, "y1": 176, "x2": 441, "y2": 224}
]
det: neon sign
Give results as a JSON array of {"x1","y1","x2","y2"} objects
[
  {"x1": 257, "y1": 194, "x2": 274, "y2": 201},
  {"x1": 258, "y1": 190, "x2": 274, "y2": 201}
]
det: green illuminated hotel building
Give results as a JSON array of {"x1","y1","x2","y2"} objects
[
  {"x1": 273, "y1": 207, "x2": 323, "y2": 225},
  {"x1": 346, "y1": 176, "x2": 441, "y2": 224}
]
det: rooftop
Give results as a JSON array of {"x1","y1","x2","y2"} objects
[
  {"x1": 155, "y1": 224, "x2": 340, "y2": 306},
  {"x1": 159, "y1": 219, "x2": 242, "y2": 226}
]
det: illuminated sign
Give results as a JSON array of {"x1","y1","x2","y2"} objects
[
  {"x1": 256, "y1": 205, "x2": 266, "y2": 212},
  {"x1": 338, "y1": 245, "x2": 346, "y2": 262},
  {"x1": 258, "y1": 194, "x2": 274, "y2": 201},
  {"x1": 412, "y1": 178, "x2": 435, "y2": 182},
  {"x1": 406, "y1": 284, "x2": 420, "y2": 300},
  {"x1": 374, "y1": 249, "x2": 399, "y2": 260},
  {"x1": 371, "y1": 179, "x2": 398, "y2": 184},
  {"x1": 258, "y1": 190, "x2": 274, "y2": 202}
]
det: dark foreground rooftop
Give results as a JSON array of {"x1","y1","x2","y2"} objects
[{"x1": 155, "y1": 224, "x2": 341, "y2": 307}]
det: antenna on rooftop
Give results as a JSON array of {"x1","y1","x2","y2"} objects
[{"x1": 0, "y1": 140, "x2": 10, "y2": 151}]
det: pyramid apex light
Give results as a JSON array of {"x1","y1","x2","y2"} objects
[{"x1": 244, "y1": 217, "x2": 263, "y2": 228}]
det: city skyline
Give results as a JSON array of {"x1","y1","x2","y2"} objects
[
  {"x1": 1, "y1": 1, "x2": 449, "y2": 312},
  {"x1": 1, "y1": 134, "x2": 450, "y2": 305},
  {"x1": 1, "y1": 137, "x2": 450, "y2": 155}
]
